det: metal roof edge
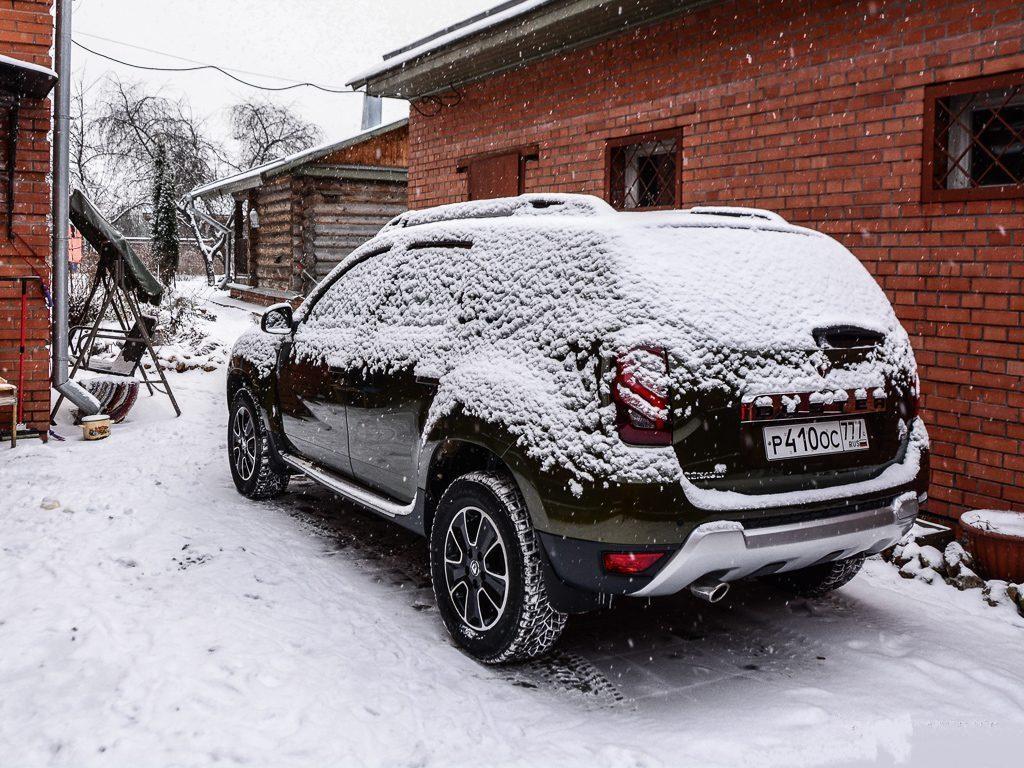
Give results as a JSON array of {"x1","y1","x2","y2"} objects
[
  {"x1": 348, "y1": 0, "x2": 713, "y2": 99},
  {"x1": 296, "y1": 165, "x2": 409, "y2": 182},
  {"x1": 0, "y1": 53, "x2": 58, "y2": 98}
]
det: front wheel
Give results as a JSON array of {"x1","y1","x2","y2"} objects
[
  {"x1": 228, "y1": 389, "x2": 289, "y2": 500},
  {"x1": 429, "y1": 472, "x2": 566, "y2": 664}
]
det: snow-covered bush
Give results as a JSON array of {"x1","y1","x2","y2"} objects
[
  {"x1": 139, "y1": 286, "x2": 227, "y2": 373},
  {"x1": 885, "y1": 531, "x2": 1024, "y2": 617},
  {"x1": 156, "y1": 289, "x2": 215, "y2": 343}
]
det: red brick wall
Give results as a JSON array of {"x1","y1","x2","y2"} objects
[
  {"x1": 0, "y1": 0, "x2": 53, "y2": 437},
  {"x1": 406, "y1": 0, "x2": 1024, "y2": 521}
]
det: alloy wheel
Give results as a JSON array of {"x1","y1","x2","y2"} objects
[
  {"x1": 231, "y1": 406, "x2": 258, "y2": 481},
  {"x1": 443, "y1": 505, "x2": 509, "y2": 631}
]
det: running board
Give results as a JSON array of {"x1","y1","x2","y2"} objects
[{"x1": 280, "y1": 452, "x2": 416, "y2": 518}]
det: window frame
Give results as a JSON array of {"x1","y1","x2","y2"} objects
[
  {"x1": 604, "y1": 128, "x2": 683, "y2": 211},
  {"x1": 921, "y1": 69, "x2": 1024, "y2": 203},
  {"x1": 297, "y1": 243, "x2": 393, "y2": 326}
]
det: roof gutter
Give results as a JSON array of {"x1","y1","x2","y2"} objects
[
  {"x1": 51, "y1": 0, "x2": 101, "y2": 417},
  {"x1": 349, "y1": 0, "x2": 716, "y2": 100}
]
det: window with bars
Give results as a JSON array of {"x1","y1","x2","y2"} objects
[
  {"x1": 606, "y1": 130, "x2": 681, "y2": 210},
  {"x1": 923, "y1": 70, "x2": 1024, "y2": 202}
]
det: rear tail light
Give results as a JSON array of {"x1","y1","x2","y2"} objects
[
  {"x1": 909, "y1": 372, "x2": 921, "y2": 419},
  {"x1": 602, "y1": 551, "x2": 665, "y2": 575},
  {"x1": 899, "y1": 372, "x2": 920, "y2": 421},
  {"x1": 613, "y1": 346, "x2": 672, "y2": 446}
]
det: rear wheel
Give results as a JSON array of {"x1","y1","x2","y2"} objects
[
  {"x1": 765, "y1": 556, "x2": 865, "y2": 598},
  {"x1": 429, "y1": 471, "x2": 566, "y2": 664},
  {"x1": 228, "y1": 389, "x2": 289, "y2": 500}
]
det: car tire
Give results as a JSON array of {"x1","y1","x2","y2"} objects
[
  {"x1": 429, "y1": 471, "x2": 567, "y2": 664},
  {"x1": 765, "y1": 556, "x2": 866, "y2": 598},
  {"x1": 228, "y1": 388, "x2": 289, "y2": 500}
]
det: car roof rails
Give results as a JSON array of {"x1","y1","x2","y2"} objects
[
  {"x1": 687, "y1": 206, "x2": 788, "y2": 225},
  {"x1": 384, "y1": 194, "x2": 614, "y2": 230}
]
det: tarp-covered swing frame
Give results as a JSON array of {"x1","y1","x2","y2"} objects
[{"x1": 51, "y1": 190, "x2": 181, "y2": 421}]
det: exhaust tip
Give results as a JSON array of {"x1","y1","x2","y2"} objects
[{"x1": 690, "y1": 580, "x2": 730, "y2": 604}]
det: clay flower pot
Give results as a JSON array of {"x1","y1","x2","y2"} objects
[{"x1": 960, "y1": 510, "x2": 1024, "y2": 583}]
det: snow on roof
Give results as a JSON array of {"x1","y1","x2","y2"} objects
[
  {"x1": 348, "y1": 0, "x2": 706, "y2": 98},
  {"x1": 186, "y1": 118, "x2": 408, "y2": 200},
  {"x1": 349, "y1": 0, "x2": 551, "y2": 86},
  {"x1": 0, "y1": 53, "x2": 57, "y2": 81},
  {"x1": 0, "y1": 53, "x2": 58, "y2": 98}
]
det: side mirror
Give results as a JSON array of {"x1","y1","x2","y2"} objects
[{"x1": 261, "y1": 302, "x2": 293, "y2": 335}]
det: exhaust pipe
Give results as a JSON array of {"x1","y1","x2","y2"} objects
[
  {"x1": 690, "y1": 580, "x2": 730, "y2": 603},
  {"x1": 51, "y1": 0, "x2": 100, "y2": 417}
]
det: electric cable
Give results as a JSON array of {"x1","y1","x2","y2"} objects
[{"x1": 72, "y1": 38, "x2": 357, "y2": 95}]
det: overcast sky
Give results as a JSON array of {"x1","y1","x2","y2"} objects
[{"x1": 70, "y1": 0, "x2": 497, "y2": 147}]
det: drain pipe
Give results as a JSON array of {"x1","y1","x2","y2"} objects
[{"x1": 51, "y1": 0, "x2": 100, "y2": 416}]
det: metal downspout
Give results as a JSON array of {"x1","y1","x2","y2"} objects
[{"x1": 51, "y1": 0, "x2": 100, "y2": 416}]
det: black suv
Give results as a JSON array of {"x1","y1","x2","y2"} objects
[{"x1": 227, "y1": 194, "x2": 929, "y2": 663}]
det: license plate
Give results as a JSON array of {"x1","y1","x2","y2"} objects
[{"x1": 762, "y1": 419, "x2": 869, "y2": 461}]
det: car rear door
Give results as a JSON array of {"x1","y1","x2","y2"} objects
[
  {"x1": 345, "y1": 242, "x2": 469, "y2": 503},
  {"x1": 345, "y1": 370, "x2": 436, "y2": 503}
]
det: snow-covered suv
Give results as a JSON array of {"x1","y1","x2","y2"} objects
[{"x1": 226, "y1": 193, "x2": 929, "y2": 663}]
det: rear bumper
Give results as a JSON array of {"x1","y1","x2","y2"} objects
[
  {"x1": 538, "y1": 489, "x2": 921, "y2": 601},
  {"x1": 631, "y1": 491, "x2": 918, "y2": 596}
]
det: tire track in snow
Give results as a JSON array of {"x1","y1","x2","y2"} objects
[{"x1": 281, "y1": 480, "x2": 628, "y2": 708}]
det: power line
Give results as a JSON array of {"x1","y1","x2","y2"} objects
[
  {"x1": 72, "y1": 38, "x2": 358, "y2": 95},
  {"x1": 76, "y1": 31, "x2": 345, "y2": 88}
]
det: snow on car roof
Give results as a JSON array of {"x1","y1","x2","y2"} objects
[
  {"x1": 236, "y1": 193, "x2": 923, "y2": 501},
  {"x1": 385, "y1": 193, "x2": 814, "y2": 237}
]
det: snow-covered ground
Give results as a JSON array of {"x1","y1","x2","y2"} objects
[{"x1": 1, "y1": 290, "x2": 1022, "y2": 767}]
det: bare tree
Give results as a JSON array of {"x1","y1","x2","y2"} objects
[
  {"x1": 69, "y1": 79, "x2": 321, "y2": 248},
  {"x1": 69, "y1": 77, "x2": 122, "y2": 215},
  {"x1": 69, "y1": 75, "x2": 224, "y2": 236},
  {"x1": 229, "y1": 98, "x2": 322, "y2": 171}
]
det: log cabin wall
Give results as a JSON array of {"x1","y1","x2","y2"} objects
[
  {"x1": 246, "y1": 177, "x2": 296, "y2": 297},
  {"x1": 235, "y1": 122, "x2": 409, "y2": 303},
  {"x1": 300, "y1": 176, "x2": 408, "y2": 285},
  {"x1": 320, "y1": 123, "x2": 408, "y2": 167}
]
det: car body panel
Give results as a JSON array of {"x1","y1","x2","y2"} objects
[
  {"x1": 278, "y1": 340, "x2": 353, "y2": 476},
  {"x1": 345, "y1": 365, "x2": 435, "y2": 504}
]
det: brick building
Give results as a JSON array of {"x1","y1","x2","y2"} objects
[
  {"x1": 351, "y1": 0, "x2": 1024, "y2": 521},
  {"x1": 1, "y1": 0, "x2": 55, "y2": 439}
]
